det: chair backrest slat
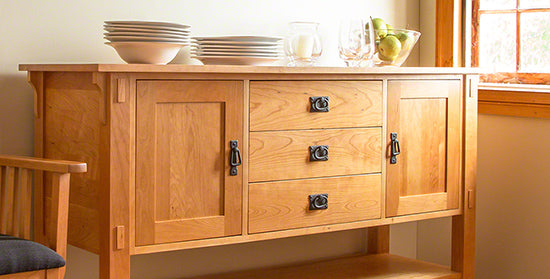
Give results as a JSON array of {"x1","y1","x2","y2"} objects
[
  {"x1": 20, "y1": 168, "x2": 33, "y2": 239},
  {"x1": 1, "y1": 166, "x2": 16, "y2": 235},
  {"x1": 0, "y1": 166, "x2": 34, "y2": 239}
]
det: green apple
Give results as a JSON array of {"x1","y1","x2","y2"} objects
[
  {"x1": 386, "y1": 24, "x2": 395, "y2": 35},
  {"x1": 378, "y1": 35, "x2": 401, "y2": 61},
  {"x1": 396, "y1": 32, "x2": 414, "y2": 51},
  {"x1": 372, "y1": 18, "x2": 387, "y2": 39}
]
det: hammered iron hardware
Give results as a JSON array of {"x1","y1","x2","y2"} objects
[
  {"x1": 390, "y1": 133, "x2": 400, "y2": 164},
  {"x1": 230, "y1": 140, "x2": 241, "y2": 176},
  {"x1": 309, "y1": 145, "x2": 329, "y2": 161},
  {"x1": 309, "y1": 194, "x2": 328, "y2": 210},
  {"x1": 310, "y1": 96, "x2": 329, "y2": 112}
]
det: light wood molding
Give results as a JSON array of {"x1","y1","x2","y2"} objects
[
  {"x1": 478, "y1": 88, "x2": 550, "y2": 118},
  {"x1": 436, "y1": 0, "x2": 463, "y2": 67}
]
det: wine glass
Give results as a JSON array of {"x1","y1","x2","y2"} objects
[{"x1": 338, "y1": 18, "x2": 375, "y2": 67}]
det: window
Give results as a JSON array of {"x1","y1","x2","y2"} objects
[{"x1": 472, "y1": 0, "x2": 550, "y2": 84}]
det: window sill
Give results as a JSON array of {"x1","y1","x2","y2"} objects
[{"x1": 478, "y1": 83, "x2": 550, "y2": 119}]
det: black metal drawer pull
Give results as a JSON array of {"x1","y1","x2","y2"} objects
[
  {"x1": 230, "y1": 140, "x2": 242, "y2": 176},
  {"x1": 309, "y1": 194, "x2": 328, "y2": 210},
  {"x1": 309, "y1": 145, "x2": 329, "y2": 161},
  {"x1": 310, "y1": 96, "x2": 329, "y2": 112},
  {"x1": 390, "y1": 133, "x2": 400, "y2": 164}
]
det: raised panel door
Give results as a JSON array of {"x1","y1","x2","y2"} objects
[
  {"x1": 386, "y1": 80, "x2": 462, "y2": 217},
  {"x1": 136, "y1": 80, "x2": 243, "y2": 245}
]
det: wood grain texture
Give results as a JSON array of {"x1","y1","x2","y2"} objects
[
  {"x1": 436, "y1": 0, "x2": 463, "y2": 67},
  {"x1": 187, "y1": 253, "x2": 460, "y2": 279},
  {"x1": 451, "y1": 75, "x2": 478, "y2": 278},
  {"x1": 250, "y1": 81, "x2": 382, "y2": 131},
  {"x1": 21, "y1": 67, "x2": 478, "y2": 279},
  {"x1": 249, "y1": 128, "x2": 382, "y2": 182},
  {"x1": 386, "y1": 80, "x2": 461, "y2": 217},
  {"x1": 249, "y1": 174, "x2": 381, "y2": 233},
  {"x1": 0, "y1": 156, "x2": 85, "y2": 279},
  {"x1": 43, "y1": 72, "x2": 102, "y2": 253},
  {"x1": 367, "y1": 225, "x2": 390, "y2": 254},
  {"x1": 19, "y1": 64, "x2": 484, "y2": 74},
  {"x1": 136, "y1": 80, "x2": 243, "y2": 246}
]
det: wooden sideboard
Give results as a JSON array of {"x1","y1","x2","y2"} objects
[{"x1": 20, "y1": 64, "x2": 478, "y2": 279}]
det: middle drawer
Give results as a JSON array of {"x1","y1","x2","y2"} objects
[{"x1": 249, "y1": 128, "x2": 382, "y2": 182}]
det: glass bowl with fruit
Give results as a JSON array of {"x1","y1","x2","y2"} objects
[{"x1": 369, "y1": 18, "x2": 421, "y2": 66}]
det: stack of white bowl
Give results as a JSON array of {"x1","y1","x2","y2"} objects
[
  {"x1": 191, "y1": 36, "x2": 283, "y2": 65},
  {"x1": 104, "y1": 20, "x2": 192, "y2": 64}
]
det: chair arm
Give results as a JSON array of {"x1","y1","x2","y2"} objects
[{"x1": 0, "y1": 155, "x2": 86, "y2": 173}]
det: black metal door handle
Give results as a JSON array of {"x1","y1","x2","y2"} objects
[
  {"x1": 310, "y1": 96, "x2": 329, "y2": 112},
  {"x1": 309, "y1": 145, "x2": 329, "y2": 161},
  {"x1": 309, "y1": 194, "x2": 328, "y2": 210},
  {"x1": 230, "y1": 140, "x2": 241, "y2": 176},
  {"x1": 390, "y1": 133, "x2": 400, "y2": 164}
]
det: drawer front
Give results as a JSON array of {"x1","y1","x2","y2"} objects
[
  {"x1": 249, "y1": 174, "x2": 381, "y2": 233},
  {"x1": 249, "y1": 128, "x2": 381, "y2": 182},
  {"x1": 250, "y1": 81, "x2": 382, "y2": 131}
]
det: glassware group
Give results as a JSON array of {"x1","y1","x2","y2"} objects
[
  {"x1": 338, "y1": 18, "x2": 376, "y2": 67},
  {"x1": 284, "y1": 22, "x2": 323, "y2": 66}
]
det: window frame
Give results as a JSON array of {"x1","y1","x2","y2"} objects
[{"x1": 471, "y1": 0, "x2": 550, "y2": 85}]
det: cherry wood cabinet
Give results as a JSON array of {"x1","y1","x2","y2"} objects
[
  {"x1": 135, "y1": 80, "x2": 243, "y2": 245},
  {"x1": 386, "y1": 80, "x2": 462, "y2": 217},
  {"x1": 20, "y1": 64, "x2": 478, "y2": 279}
]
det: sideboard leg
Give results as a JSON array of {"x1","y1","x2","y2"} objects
[
  {"x1": 367, "y1": 225, "x2": 390, "y2": 254},
  {"x1": 451, "y1": 74, "x2": 478, "y2": 279}
]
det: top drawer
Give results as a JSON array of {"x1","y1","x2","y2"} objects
[{"x1": 250, "y1": 81, "x2": 382, "y2": 131}]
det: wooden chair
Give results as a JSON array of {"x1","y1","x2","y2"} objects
[{"x1": 0, "y1": 155, "x2": 86, "y2": 279}]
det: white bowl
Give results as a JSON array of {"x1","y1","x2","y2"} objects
[{"x1": 107, "y1": 41, "x2": 184, "y2": 64}]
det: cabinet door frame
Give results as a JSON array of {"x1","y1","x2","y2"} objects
[
  {"x1": 135, "y1": 80, "x2": 243, "y2": 246},
  {"x1": 386, "y1": 79, "x2": 463, "y2": 217}
]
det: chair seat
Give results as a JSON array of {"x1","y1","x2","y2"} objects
[{"x1": 0, "y1": 234, "x2": 65, "y2": 275}]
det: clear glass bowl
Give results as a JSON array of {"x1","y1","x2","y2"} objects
[{"x1": 373, "y1": 29, "x2": 421, "y2": 66}]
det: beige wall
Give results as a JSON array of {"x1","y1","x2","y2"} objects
[
  {"x1": 476, "y1": 114, "x2": 550, "y2": 279},
  {"x1": 0, "y1": 1, "x2": 424, "y2": 278}
]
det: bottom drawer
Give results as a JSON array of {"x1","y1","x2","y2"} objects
[{"x1": 248, "y1": 174, "x2": 381, "y2": 234}]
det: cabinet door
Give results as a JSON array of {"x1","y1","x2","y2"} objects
[
  {"x1": 136, "y1": 80, "x2": 243, "y2": 245},
  {"x1": 386, "y1": 80, "x2": 461, "y2": 217}
]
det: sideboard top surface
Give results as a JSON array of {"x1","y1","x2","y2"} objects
[{"x1": 19, "y1": 64, "x2": 482, "y2": 75}]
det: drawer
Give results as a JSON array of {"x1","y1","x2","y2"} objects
[
  {"x1": 249, "y1": 174, "x2": 381, "y2": 234},
  {"x1": 249, "y1": 128, "x2": 381, "y2": 182},
  {"x1": 250, "y1": 81, "x2": 382, "y2": 131}
]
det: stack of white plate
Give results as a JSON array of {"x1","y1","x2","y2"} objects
[
  {"x1": 191, "y1": 36, "x2": 283, "y2": 65},
  {"x1": 104, "y1": 20, "x2": 192, "y2": 64}
]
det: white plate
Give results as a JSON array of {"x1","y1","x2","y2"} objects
[
  {"x1": 196, "y1": 40, "x2": 282, "y2": 46},
  {"x1": 193, "y1": 36, "x2": 282, "y2": 42},
  {"x1": 192, "y1": 49, "x2": 281, "y2": 55},
  {"x1": 193, "y1": 44, "x2": 281, "y2": 50},
  {"x1": 105, "y1": 32, "x2": 190, "y2": 39},
  {"x1": 191, "y1": 51, "x2": 280, "y2": 57},
  {"x1": 105, "y1": 36, "x2": 191, "y2": 44},
  {"x1": 192, "y1": 55, "x2": 279, "y2": 65},
  {"x1": 104, "y1": 20, "x2": 190, "y2": 29},
  {"x1": 104, "y1": 24, "x2": 189, "y2": 33},
  {"x1": 104, "y1": 27, "x2": 190, "y2": 35}
]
